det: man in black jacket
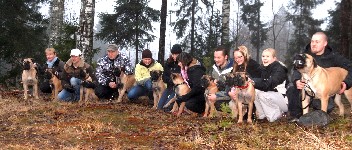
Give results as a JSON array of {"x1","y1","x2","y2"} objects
[{"x1": 288, "y1": 32, "x2": 352, "y2": 121}]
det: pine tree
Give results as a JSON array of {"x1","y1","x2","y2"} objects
[{"x1": 96, "y1": 0, "x2": 160, "y2": 64}]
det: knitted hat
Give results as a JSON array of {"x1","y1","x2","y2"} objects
[
  {"x1": 107, "y1": 44, "x2": 118, "y2": 51},
  {"x1": 171, "y1": 44, "x2": 182, "y2": 54},
  {"x1": 70, "y1": 49, "x2": 82, "y2": 56},
  {"x1": 142, "y1": 49, "x2": 152, "y2": 59}
]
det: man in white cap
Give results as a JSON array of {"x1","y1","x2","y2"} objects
[{"x1": 58, "y1": 49, "x2": 97, "y2": 102}]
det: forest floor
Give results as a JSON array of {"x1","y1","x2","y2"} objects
[{"x1": 0, "y1": 90, "x2": 351, "y2": 149}]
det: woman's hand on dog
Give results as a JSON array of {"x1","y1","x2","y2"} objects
[{"x1": 108, "y1": 82, "x2": 117, "y2": 89}]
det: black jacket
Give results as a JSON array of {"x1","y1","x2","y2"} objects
[
  {"x1": 162, "y1": 58, "x2": 181, "y2": 88},
  {"x1": 38, "y1": 58, "x2": 65, "y2": 80},
  {"x1": 178, "y1": 63, "x2": 206, "y2": 103},
  {"x1": 292, "y1": 44, "x2": 352, "y2": 89},
  {"x1": 253, "y1": 61, "x2": 288, "y2": 92}
]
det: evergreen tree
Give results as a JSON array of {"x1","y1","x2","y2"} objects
[
  {"x1": 285, "y1": 0, "x2": 324, "y2": 70},
  {"x1": 240, "y1": 0, "x2": 268, "y2": 61},
  {"x1": 96, "y1": 0, "x2": 160, "y2": 64},
  {"x1": 0, "y1": 0, "x2": 48, "y2": 85}
]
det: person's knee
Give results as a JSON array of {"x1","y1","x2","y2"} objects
[{"x1": 70, "y1": 77, "x2": 80, "y2": 86}]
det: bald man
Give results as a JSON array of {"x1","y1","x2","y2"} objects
[{"x1": 287, "y1": 31, "x2": 352, "y2": 121}]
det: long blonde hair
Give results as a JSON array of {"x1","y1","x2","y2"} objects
[{"x1": 232, "y1": 45, "x2": 250, "y2": 73}]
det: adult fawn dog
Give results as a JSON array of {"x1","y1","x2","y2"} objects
[
  {"x1": 293, "y1": 53, "x2": 352, "y2": 116},
  {"x1": 22, "y1": 58, "x2": 39, "y2": 100}
]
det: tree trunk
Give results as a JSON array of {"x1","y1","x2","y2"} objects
[
  {"x1": 135, "y1": 0, "x2": 140, "y2": 65},
  {"x1": 77, "y1": 0, "x2": 95, "y2": 63},
  {"x1": 221, "y1": 0, "x2": 230, "y2": 46},
  {"x1": 48, "y1": 0, "x2": 65, "y2": 47},
  {"x1": 159, "y1": 0, "x2": 167, "y2": 64},
  {"x1": 190, "y1": 0, "x2": 196, "y2": 55},
  {"x1": 340, "y1": 0, "x2": 351, "y2": 57}
]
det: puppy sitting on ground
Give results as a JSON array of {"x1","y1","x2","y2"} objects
[
  {"x1": 22, "y1": 58, "x2": 39, "y2": 100},
  {"x1": 116, "y1": 67, "x2": 136, "y2": 103},
  {"x1": 150, "y1": 70, "x2": 166, "y2": 109},
  {"x1": 200, "y1": 75, "x2": 219, "y2": 118},
  {"x1": 164, "y1": 73, "x2": 191, "y2": 117},
  {"x1": 227, "y1": 72, "x2": 255, "y2": 123},
  {"x1": 80, "y1": 70, "x2": 98, "y2": 104},
  {"x1": 45, "y1": 68, "x2": 62, "y2": 101},
  {"x1": 293, "y1": 53, "x2": 352, "y2": 116}
]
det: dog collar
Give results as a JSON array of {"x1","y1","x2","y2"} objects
[
  {"x1": 175, "y1": 82, "x2": 187, "y2": 87},
  {"x1": 236, "y1": 83, "x2": 249, "y2": 89}
]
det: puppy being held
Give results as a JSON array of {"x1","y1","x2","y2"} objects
[
  {"x1": 293, "y1": 53, "x2": 352, "y2": 116},
  {"x1": 200, "y1": 75, "x2": 219, "y2": 118},
  {"x1": 44, "y1": 68, "x2": 62, "y2": 101},
  {"x1": 79, "y1": 69, "x2": 98, "y2": 104},
  {"x1": 227, "y1": 72, "x2": 255, "y2": 123},
  {"x1": 164, "y1": 73, "x2": 191, "y2": 117},
  {"x1": 150, "y1": 70, "x2": 166, "y2": 109},
  {"x1": 22, "y1": 58, "x2": 39, "y2": 100},
  {"x1": 116, "y1": 67, "x2": 136, "y2": 103}
]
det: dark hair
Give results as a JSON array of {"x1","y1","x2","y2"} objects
[
  {"x1": 214, "y1": 46, "x2": 229, "y2": 57},
  {"x1": 176, "y1": 52, "x2": 193, "y2": 66}
]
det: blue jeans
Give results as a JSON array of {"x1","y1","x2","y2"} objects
[
  {"x1": 157, "y1": 87, "x2": 175, "y2": 109},
  {"x1": 127, "y1": 79, "x2": 153, "y2": 101},
  {"x1": 58, "y1": 77, "x2": 81, "y2": 102}
]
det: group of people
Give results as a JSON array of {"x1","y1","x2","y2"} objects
[{"x1": 37, "y1": 31, "x2": 352, "y2": 122}]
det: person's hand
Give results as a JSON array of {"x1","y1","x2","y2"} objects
[
  {"x1": 339, "y1": 82, "x2": 347, "y2": 94},
  {"x1": 228, "y1": 87, "x2": 237, "y2": 100},
  {"x1": 296, "y1": 80, "x2": 306, "y2": 90},
  {"x1": 207, "y1": 93, "x2": 217, "y2": 103},
  {"x1": 63, "y1": 84, "x2": 75, "y2": 93},
  {"x1": 44, "y1": 71, "x2": 52, "y2": 79},
  {"x1": 108, "y1": 82, "x2": 117, "y2": 89},
  {"x1": 79, "y1": 69, "x2": 87, "y2": 79},
  {"x1": 82, "y1": 81, "x2": 96, "y2": 88}
]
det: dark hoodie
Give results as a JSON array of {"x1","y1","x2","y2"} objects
[
  {"x1": 178, "y1": 61, "x2": 206, "y2": 103},
  {"x1": 252, "y1": 61, "x2": 288, "y2": 92},
  {"x1": 292, "y1": 44, "x2": 352, "y2": 89}
]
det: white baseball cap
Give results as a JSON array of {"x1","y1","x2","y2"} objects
[{"x1": 70, "y1": 49, "x2": 82, "y2": 56}]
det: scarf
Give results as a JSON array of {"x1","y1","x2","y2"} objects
[
  {"x1": 46, "y1": 57, "x2": 58, "y2": 68},
  {"x1": 181, "y1": 66, "x2": 190, "y2": 86}
]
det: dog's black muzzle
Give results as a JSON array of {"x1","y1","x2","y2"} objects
[
  {"x1": 150, "y1": 71, "x2": 160, "y2": 81},
  {"x1": 23, "y1": 61, "x2": 31, "y2": 70},
  {"x1": 200, "y1": 77, "x2": 210, "y2": 88},
  {"x1": 293, "y1": 54, "x2": 306, "y2": 69}
]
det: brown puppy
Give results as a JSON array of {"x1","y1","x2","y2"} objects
[
  {"x1": 164, "y1": 73, "x2": 191, "y2": 117},
  {"x1": 22, "y1": 58, "x2": 39, "y2": 100},
  {"x1": 45, "y1": 69, "x2": 62, "y2": 101},
  {"x1": 228, "y1": 72, "x2": 255, "y2": 123},
  {"x1": 150, "y1": 70, "x2": 166, "y2": 109},
  {"x1": 293, "y1": 53, "x2": 352, "y2": 116},
  {"x1": 116, "y1": 69, "x2": 136, "y2": 103},
  {"x1": 200, "y1": 75, "x2": 219, "y2": 118},
  {"x1": 79, "y1": 71, "x2": 98, "y2": 104}
]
